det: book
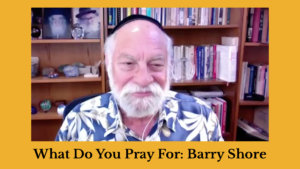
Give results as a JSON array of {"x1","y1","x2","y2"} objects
[
  {"x1": 261, "y1": 8, "x2": 269, "y2": 43},
  {"x1": 216, "y1": 45, "x2": 237, "y2": 82},
  {"x1": 251, "y1": 8, "x2": 261, "y2": 42},
  {"x1": 240, "y1": 62, "x2": 248, "y2": 100},
  {"x1": 258, "y1": 8, "x2": 264, "y2": 42},
  {"x1": 215, "y1": 97, "x2": 227, "y2": 134},
  {"x1": 246, "y1": 8, "x2": 255, "y2": 42}
]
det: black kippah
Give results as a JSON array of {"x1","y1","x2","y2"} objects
[{"x1": 111, "y1": 14, "x2": 164, "y2": 34}]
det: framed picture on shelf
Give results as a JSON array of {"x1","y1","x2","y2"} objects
[
  {"x1": 72, "y1": 8, "x2": 100, "y2": 39},
  {"x1": 31, "y1": 8, "x2": 42, "y2": 39},
  {"x1": 42, "y1": 8, "x2": 72, "y2": 39}
]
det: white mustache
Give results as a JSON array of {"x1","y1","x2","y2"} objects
[{"x1": 120, "y1": 83, "x2": 162, "y2": 97}]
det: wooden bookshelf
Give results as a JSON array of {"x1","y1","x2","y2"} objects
[
  {"x1": 235, "y1": 8, "x2": 269, "y2": 140},
  {"x1": 31, "y1": 8, "x2": 106, "y2": 141}
]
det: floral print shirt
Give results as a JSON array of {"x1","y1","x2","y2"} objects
[{"x1": 55, "y1": 91, "x2": 224, "y2": 141}]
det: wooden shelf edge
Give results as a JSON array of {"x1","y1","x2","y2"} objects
[
  {"x1": 244, "y1": 42, "x2": 269, "y2": 47},
  {"x1": 31, "y1": 76, "x2": 101, "y2": 84},
  {"x1": 171, "y1": 79, "x2": 230, "y2": 86},
  {"x1": 32, "y1": 111, "x2": 63, "y2": 120},
  {"x1": 239, "y1": 98, "x2": 269, "y2": 106},
  {"x1": 31, "y1": 39, "x2": 101, "y2": 44}
]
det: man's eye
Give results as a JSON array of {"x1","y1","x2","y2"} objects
[
  {"x1": 123, "y1": 62, "x2": 134, "y2": 66},
  {"x1": 150, "y1": 63, "x2": 164, "y2": 71}
]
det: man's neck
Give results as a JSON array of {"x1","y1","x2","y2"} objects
[{"x1": 121, "y1": 111, "x2": 158, "y2": 140}]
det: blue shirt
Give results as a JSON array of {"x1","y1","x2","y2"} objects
[{"x1": 55, "y1": 91, "x2": 224, "y2": 141}]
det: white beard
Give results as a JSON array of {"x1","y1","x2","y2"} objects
[
  {"x1": 50, "y1": 23, "x2": 67, "y2": 37},
  {"x1": 82, "y1": 22, "x2": 99, "y2": 33},
  {"x1": 109, "y1": 72, "x2": 170, "y2": 118}
]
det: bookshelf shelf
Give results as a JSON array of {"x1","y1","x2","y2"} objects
[
  {"x1": 239, "y1": 98, "x2": 269, "y2": 106},
  {"x1": 31, "y1": 39, "x2": 101, "y2": 44},
  {"x1": 32, "y1": 110, "x2": 63, "y2": 120},
  {"x1": 171, "y1": 79, "x2": 229, "y2": 86},
  {"x1": 31, "y1": 76, "x2": 102, "y2": 84},
  {"x1": 244, "y1": 42, "x2": 269, "y2": 47}
]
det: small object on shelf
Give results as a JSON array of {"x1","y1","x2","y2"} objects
[
  {"x1": 40, "y1": 99, "x2": 52, "y2": 112},
  {"x1": 48, "y1": 72, "x2": 59, "y2": 78},
  {"x1": 63, "y1": 65, "x2": 79, "y2": 77},
  {"x1": 57, "y1": 104, "x2": 66, "y2": 116},
  {"x1": 71, "y1": 23, "x2": 84, "y2": 39},
  {"x1": 31, "y1": 26, "x2": 42, "y2": 39},
  {"x1": 42, "y1": 67, "x2": 55, "y2": 77},
  {"x1": 72, "y1": 62, "x2": 85, "y2": 68},
  {"x1": 79, "y1": 66, "x2": 92, "y2": 75},
  {"x1": 58, "y1": 64, "x2": 69, "y2": 73},
  {"x1": 31, "y1": 56, "x2": 39, "y2": 77},
  {"x1": 31, "y1": 106, "x2": 37, "y2": 114},
  {"x1": 84, "y1": 73, "x2": 99, "y2": 78}
]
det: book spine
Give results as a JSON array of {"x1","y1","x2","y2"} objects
[
  {"x1": 247, "y1": 65, "x2": 255, "y2": 94},
  {"x1": 146, "y1": 8, "x2": 152, "y2": 17},
  {"x1": 261, "y1": 8, "x2": 269, "y2": 43},
  {"x1": 211, "y1": 8, "x2": 215, "y2": 25},
  {"x1": 212, "y1": 45, "x2": 217, "y2": 79},
  {"x1": 217, "y1": 98, "x2": 227, "y2": 135},
  {"x1": 200, "y1": 46, "x2": 205, "y2": 79},
  {"x1": 247, "y1": 8, "x2": 254, "y2": 42},
  {"x1": 218, "y1": 8, "x2": 223, "y2": 25},
  {"x1": 116, "y1": 8, "x2": 121, "y2": 24},
  {"x1": 227, "y1": 8, "x2": 231, "y2": 24},
  {"x1": 194, "y1": 46, "x2": 197, "y2": 79},
  {"x1": 258, "y1": 8, "x2": 264, "y2": 42},
  {"x1": 222, "y1": 8, "x2": 227, "y2": 25},
  {"x1": 252, "y1": 8, "x2": 261, "y2": 42},
  {"x1": 197, "y1": 46, "x2": 201, "y2": 80}
]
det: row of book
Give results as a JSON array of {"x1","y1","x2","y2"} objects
[
  {"x1": 107, "y1": 8, "x2": 231, "y2": 26},
  {"x1": 172, "y1": 38, "x2": 238, "y2": 82},
  {"x1": 240, "y1": 62, "x2": 269, "y2": 101},
  {"x1": 246, "y1": 8, "x2": 269, "y2": 43}
]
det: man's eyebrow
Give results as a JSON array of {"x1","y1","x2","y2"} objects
[
  {"x1": 118, "y1": 53, "x2": 135, "y2": 60},
  {"x1": 149, "y1": 56, "x2": 165, "y2": 61}
]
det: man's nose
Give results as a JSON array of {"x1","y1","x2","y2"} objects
[{"x1": 133, "y1": 64, "x2": 154, "y2": 87}]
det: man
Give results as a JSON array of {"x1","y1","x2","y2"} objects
[
  {"x1": 75, "y1": 8, "x2": 100, "y2": 39},
  {"x1": 56, "y1": 15, "x2": 223, "y2": 141},
  {"x1": 43, "y1": 8, "x2": 71, "y2": 39}
]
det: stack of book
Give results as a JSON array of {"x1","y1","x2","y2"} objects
[
  {"x1": 205, "y1": 97, "x2": 228, "y2": 135},
  {"x1": 240, "y1": 62, "x2": 269, "y2": 101},
  {"x1": 190, "y1": 88, "x2": 227, "y2": 135},
  {"x1": 107, "y1": 8, "x2": 231, "y2": 26},
  {"x1": 246, "y1": 8, "x2": 269, "y2": 43},
  {"x1": 172, "y1": 43, "x2": 237, "y2": 82}
]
